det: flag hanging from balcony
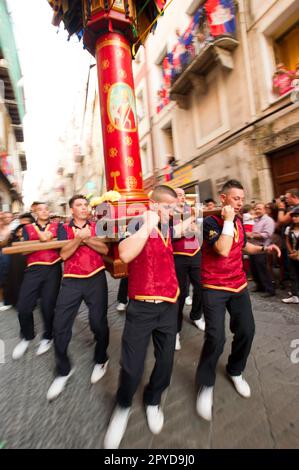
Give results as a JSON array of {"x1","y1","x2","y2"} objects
[{"x1": 205, "y1": 0, "x2": 236, "y2": 37}]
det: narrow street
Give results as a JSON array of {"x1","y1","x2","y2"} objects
[{"x1": 1, "y1": 276, "x2": 298, "y2": 449}]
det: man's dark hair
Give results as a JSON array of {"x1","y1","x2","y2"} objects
[
  {"x1": 286, "y1": 188, "x2": 299, "y2": 199},
  {"x1": 204, "y1": 198, "x2": 216, "y2": 204},
  {"x1": 152, "y1": 185, "x2": 178, "y2": 202},
  {"x1": 69, "y1": 194, "x2": 88, "y2": 208},
  {"x1": 19, "y1": 212, "x2": 35, "y2": 223},
  {"x1": 31, "y1": 201, "x2": 45, "y2": 207},
  {"x1": 221, "y1": 179, "x2": 244, "y2": 194}
]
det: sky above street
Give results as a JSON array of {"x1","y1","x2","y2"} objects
[{"x1": 7, "y1": 0, "x2": 91, "y2": 207}]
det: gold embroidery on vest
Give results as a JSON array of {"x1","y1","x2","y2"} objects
[{"x1": 234, "y1": 223, "x2": 239, "y2": 242}]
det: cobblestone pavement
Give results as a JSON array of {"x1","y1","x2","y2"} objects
[{"x1": 0, "y1": 275, "x2": 299, "y2": 449}]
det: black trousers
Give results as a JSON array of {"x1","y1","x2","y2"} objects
[
  {"x1": 174, "y1": 251, "x2": 202, "y2": 332},
  {"x1": 289, "y1": 260, "x2": 299, "y2": 296},
  {"x1": 196, "y1": 288, "x2": 255, "y2": 387},
  {"x1": 117, "y1": 299, "x2": 178, "y2": 408},
  {"x1": 53, "y1": 271, "x2": 109, "y2": 376},
  {"x1": 4, "y1": 254, "x2": 26, "y2": 307},
  {"x1": 117, "y1": 277, "x2": 128, "y2": 304},
  {"x1": 249, "y1": 253, "x2": 275, "y2": 294},
  {"x1": 17, "y1": 263, "x2": 62, "y2": 341}
]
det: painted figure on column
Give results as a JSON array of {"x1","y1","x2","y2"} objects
[{"x1": 109, "y1": 85, "x2": 137, "y2": 132}]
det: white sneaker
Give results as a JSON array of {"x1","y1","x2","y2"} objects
[
  {"x1": 12, "y1": 339, "x2": 30, "y2": 360},
  {"x1": 116, "y1": 303, "x2": 127, "y2": 312},
  {"x1": 193, "y1": 317, "x2": 206, "y2": 331},
  {"x1": 46, "y1": 369, "x2": 74, "y2": 401},
  {"x1": 185, "y1": 296, "x2": 192, "y2": 306},
  {"x1": 0, "y1": 304, "x2": 12, "y2": 311},
  {"x1": 146, "y1": 405, "x2": 164, "y2": 434},
  {"x1": 229, "y1": 374, "x2": 251, "y2": 398},
  {"x1": 175, "y1": 333, "x2": 181, "y2": 351},
  {"x1": 91, "y1": 360, "x2": 109, "y2": 384},
  {"x1": 36, "y1": 339, "x2": 53, "y2": 356},
  {"x1": 103, "y1": 406, "x2": 131, "y2": 449},
  {"x1": 282, "y1": 295, "x2": 299, "y2": 304},
  {"x1": 196, "y1": 386, "x2": 214, "y2": 421}
]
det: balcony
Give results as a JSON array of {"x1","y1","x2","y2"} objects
[
  {"x1": 170, "y1": 36, "x2": 239, "y2": 109},
  {"x1": 5, "y1": 99, "x2": 21, "y2": 125},
  {"x1": 12, "y1": 125, "x2": 24, "y2": 143},
  {"x1": 0, "y1": 60, "x2": 24, "y2": 140},
  {"x1": 19, "y1": 152, "x2": 27, "y2": 171}
]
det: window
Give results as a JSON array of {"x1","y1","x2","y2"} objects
[
  {"x1": 274, "y1": 22, "x2": 299, "y2": 71},
  {"x1": 136, "y1": 90, "x2": 145, "y2": 123},
  {"x1": 162, "y1": 125, "x2": 175, "y2": 165},
  {"x1": 271, "y1": 20, "x2": 299, "y2": 98},
  {"x1": 140, "y1": 144, "x2": 152, "y2": 178}
]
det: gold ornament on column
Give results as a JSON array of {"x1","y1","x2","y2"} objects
[
  {"x1": 111, "y1": 171, "x2": 121, "y2": 190},
  {"x1": 103, "y1": 83, "x2": 111, "y2": 93},
  {"x1": 118, "y1": 69, "x2": 127, "y2": 79},
  {"x1": 116, "y1": 49, "x2": 125, "y2": 58},
  {"x1": 107, "y1": 124, "x2": 115, "y2": 133},
  {"x1": 101, "y1": 59, "x2": 110, "y2": 70},
  {"x1": 109, "y1": 147, "x2": 118, "y2": 158},
  {"x1": 126, "y1": 175, "x2": 137, "y2": 190},
  {"x1": 124, "y1": 136, "x2": 133, "y2": 146},
  {"x1": 126, "y1": 156, "x2": 134, "y2": 167}
]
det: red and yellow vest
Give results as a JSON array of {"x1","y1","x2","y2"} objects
[
  {"x1": 26, "y1": 223, "x2": 61, "y2": 267},
  {"x1": 128, "y1": 227, "x2": 180, "y2": 303},
  {"x1": 201, "y1": 216, "x2": 247, "y2": 292},
  {"x1": 172, "y1": 235, "x2": 200, "y2": 256},
  {"x1": 172, "y1": 210, "x2": 200, "y2": 256},
  {"x1": 63, "y1": 222, "x2": 105, "y2": 278}
]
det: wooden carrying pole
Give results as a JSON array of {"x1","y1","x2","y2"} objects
[
  {"x1": 2, "y1": 209, "x2": 221, "y2": 256},
  {"x1": 2, "y1": 237, "x2": 119, "y2": 255}
]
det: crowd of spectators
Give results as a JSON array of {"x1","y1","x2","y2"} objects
[{"x1": 242, "y1": 188, "x2": 299, "y2": 304}]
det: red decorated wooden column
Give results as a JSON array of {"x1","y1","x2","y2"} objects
[
  {"x1": 95, "y1": 32, "x2": 147, "y2": 204},
  {"x1": 81, "y1": 1, "x2": 152, "y2": 277}
]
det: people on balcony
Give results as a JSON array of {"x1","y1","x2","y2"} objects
[
  {"x1": 272, "y1": 62, "x2": 295, "y2": 97},
  {"x1": 156, "y1": 88, "x2": 170, "y2": 114}
]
